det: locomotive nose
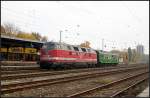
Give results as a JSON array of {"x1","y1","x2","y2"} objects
[{"x1": 41, "y1": 48, "x2": 48, "y2": 55}]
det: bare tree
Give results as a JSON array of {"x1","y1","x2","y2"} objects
[
  {"x1": 41, "y1": 36, "x2": 48, "y2": 42},
  {"x1": 1, "y1": 25, "x2": 6, "y2": 35},
  {"x1": 31, "y1": 32, "x2": 42, "y2": 41},
  {"x1": 3, "y1": 22, "x2": 20, "y2": 37}
]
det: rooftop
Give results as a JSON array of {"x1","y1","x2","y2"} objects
[{"x1": 1, "y1": 35, "x2": 44, "y2": 44}]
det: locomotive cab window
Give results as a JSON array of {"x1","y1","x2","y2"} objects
[
  {"x1": 44, "y1": 43, "x2": 56, "y2": 50},
  {"x1": 48, "y1": 44, "x2": 55, "y2": 50}
]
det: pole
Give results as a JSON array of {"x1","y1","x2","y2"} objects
[
  {"x1": 102, "y1": 38, "x2": 104, "y2": 51},
  {"x1": 60, "y1": 30, "x2": 62, "y2": 48},
  {"x1": 60, "y1": 30, "x2": 62, "y2": 44}
]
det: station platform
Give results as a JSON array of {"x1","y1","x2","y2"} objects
[
  {"x1": 137, "y1": 86, "x2": 149, "y2": 97},
  {"x1": 1, "y1": 61, "x2": 38, "y2": 67},
  {"x1": 1, "y1": 61, "x2": 37, "y2": 63}
]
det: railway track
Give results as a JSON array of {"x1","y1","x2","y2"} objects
[
  {"x1": 1, "y1": 66, "x2": 148, "y2": 94},
  {"x1": 110, "y1": 78, "x2": 148, "y2": 97},
  {"x1": 1, "y1": 66, "x2": 118, "y2": 75},
  {"x1": 1, "y1": 63, "x2": 145, "y2": 72},
  {"x1": 67, "y1": 71, "x2": 148, "y2": 97},
  {"x1": 1, "y1": 69, "x2": 47, "y2": 75},
  {"x1": 2, "y1": 65, "x2": 117, "y2": 74},
  {"x1": 1, "y1": 61, "x2": 37, "y2": 66},
  {"x1": 2, "y1": 64, "x2": 148, "y2": 80},
  {"x1": 1, "y1": 66, "x2": 144, "y2": 80},
  {"x1": 1, "y1": 65, "x2": 40, "y2": 71}
]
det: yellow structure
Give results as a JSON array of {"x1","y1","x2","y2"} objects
[
  {"x1": 8, "y1": 47, "x2": 24, "y2": 53},
  {"x1": 25, "y1": 48, "x2": 37, "y2": 54},
  {"x1": 0, "y1": 48, "x2": 7, "y2": 52}
]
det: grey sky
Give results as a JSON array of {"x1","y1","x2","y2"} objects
[{"x1": 1, "y1": 1, "x2": 149, "y2": 54}]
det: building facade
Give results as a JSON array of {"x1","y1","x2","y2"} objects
[{"x1": 136, "y1": 45, "x2": 144, "y2": 55}]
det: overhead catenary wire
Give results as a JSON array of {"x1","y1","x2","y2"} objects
[
  {"x1": 1, "y1": 5, "x2": 41, "y2": 22},
  {"x1": 121, "y1": 2, "x2": 142, "y2": 24},
  {"x1": 1, "y1": 6, "x2": 41, "y2": 20},
  {"x1": 102, "y1": 38, "x2": 140, "y2": 51},
  {"x1": 2, "y1": 16, "x2": 40, "y2": 33},
  {"x1": 2, "y1": 6, "x2": 41, "y2": 33},
  {"x1": 2, "y1": 14, "x2": 40, "y2": 27}
]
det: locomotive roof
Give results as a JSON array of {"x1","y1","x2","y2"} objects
[
  {"x1": 1, "y1": 35, "x2": 44, "y2": 44},
  {"x1": 45, "y1": 41, "x2": 95, "y2": 50}
]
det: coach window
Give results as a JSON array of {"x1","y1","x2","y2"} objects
[
  {"x1": 106, "y1": 56, "x2": 109, "y2": 59},
  {"x1": 112, "y1": 55, "x2": 116, "y2": 59}
]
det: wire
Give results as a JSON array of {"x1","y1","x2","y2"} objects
[
  {"x1": 121, "y1": 2, "x2": 142, "y2": 23},
  {"x1": 2, "y1": 15, "x2": 40, "y2": 27},
  {"x1": 2, "y1": 6, "x2": 41, "y2": 32},
  {"x1": 2, "y1": 7, "x2": 41, "y2": 20}
]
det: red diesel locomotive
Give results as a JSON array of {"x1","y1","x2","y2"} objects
[{"x1": 40, "y1": 42, "x2": 97, "y2": 69}]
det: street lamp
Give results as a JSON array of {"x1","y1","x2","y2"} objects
[
  {"x1": 74, "y1": 24, "x2": 80, "y2": 45},
  {"x1": 59, "y1": 25, "x2": 80, "y2": 45},
  {"x1": 59, "y1": 29, "x2": 69, "y2": 44},
  {"x1": 59, "y1": 30, "x2": 63, "y2": 43}
]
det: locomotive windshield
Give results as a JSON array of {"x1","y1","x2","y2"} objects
[{"x1": 43, "y1": 42, "x2": 57, "y2": 50}]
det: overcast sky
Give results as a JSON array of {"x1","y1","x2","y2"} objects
[{"x1": 1, "y1": 1, "x2": 149, "y2": 54}]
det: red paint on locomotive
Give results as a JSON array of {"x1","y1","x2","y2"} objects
[{"x1": 40, "y1": 42, "x2": 97, "y2": 68}]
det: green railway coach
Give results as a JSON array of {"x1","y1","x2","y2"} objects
[{"x1": 96, "y1": 50, "x2": 119, "y2": 66}]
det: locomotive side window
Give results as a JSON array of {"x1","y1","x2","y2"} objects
[
  {"x1": 56, "y1": 44, "x2": 61, "y2": 49},
  {"x1": 81, "y1": 48, "x2": 86, "y2": 52},
  {"x1": 91, "y1": 49, "x2": 96, "y2": 53},
  {"x1": 67, "y1": 46, "x2": 72, "y2": 50},
  {"x1": 73, "y1": 47, "x2": 79, "y2": 51},
  {"x1": 62, "y1": 45, "x2": 68, "y2": 50},
  {"x1": 87, "y1": 48, "x2": 91, "y2": 52}
]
